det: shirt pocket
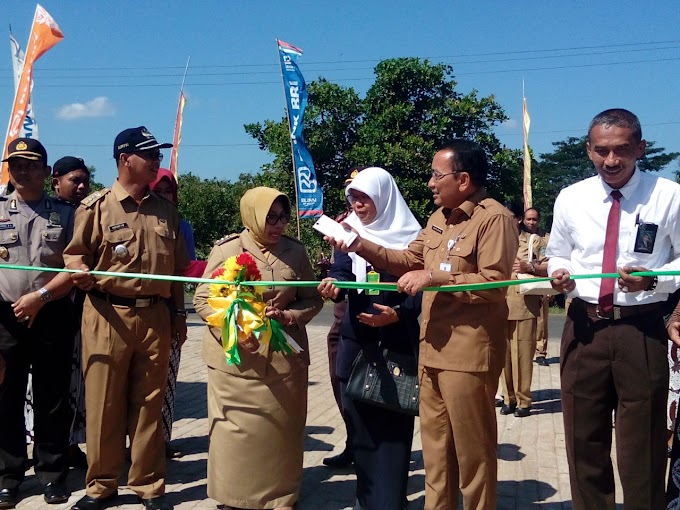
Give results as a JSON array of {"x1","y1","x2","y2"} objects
[
  {"x1": 422, "y1": 231, "x2": 443, "y2": 268},
  {"x1": 449, "y1": 240, "x2": 476, "y2": 273},
  {"x1": 154, "y1": 226, "x2": 176, "y2": 258},
  {"x1": 102, "y1": 229, "x2": 136, "y2": 265},
  {"x1": 39, "y1": 227, "x2": 65, "y2": 266},
  {"x1": 280, "y1": 268, "x2": 299, "y2": 281},
  {"x1": 0, "y1": 230, "x2": 20, "y2": 263}
]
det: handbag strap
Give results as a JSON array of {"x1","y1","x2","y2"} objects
[{"x1": 527, "y1": 234, "x2": 537, "y2": 262}]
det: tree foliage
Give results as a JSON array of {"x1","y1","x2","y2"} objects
[{"x1": 245, "y1": 58, "x2": 520, "y2": 227}]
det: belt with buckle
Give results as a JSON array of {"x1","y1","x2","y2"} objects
[
  {"x1": 89, "y1": 289, "x2": 161, "y2": 308},
  {"x1": 576, "y1": 298, "x2": 662, "y2": 321}
]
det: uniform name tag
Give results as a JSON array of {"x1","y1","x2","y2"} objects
[
  {"x1": 440, "y1": 262, "x2": 451, "y2": 271},
  {"x1": 0, "y1": 223, "x2": 15, "y2": 230},
  {"x1": 108, "y1": 223, "x2": 129, "y2": 232},
  {"x1": 432, "y1": 225, "x2": 443, "y2": 234}
]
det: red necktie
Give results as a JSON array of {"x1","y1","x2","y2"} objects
[{"x1": 598, "y1": 190, "x2": 622, "y2": 313}]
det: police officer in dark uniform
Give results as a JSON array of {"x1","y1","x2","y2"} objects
[
  {"x1": 52, "y1": 156, "x2": 91, "y2": 206},
  {"x1": 0, "y1": 138, "x2": 78, "y2": 509}
]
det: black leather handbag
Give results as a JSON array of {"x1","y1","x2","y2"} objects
[{"x1": 345, "y1": 347, "x2": 420, "y2": 416}]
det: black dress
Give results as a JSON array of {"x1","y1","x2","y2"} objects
[{"x1": 331, "y1": 250, "x2": 422, "y2": 510}]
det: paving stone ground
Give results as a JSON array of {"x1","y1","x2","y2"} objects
[{"x1": 16, "y1": 307, "x2": 627, "y2": 510}]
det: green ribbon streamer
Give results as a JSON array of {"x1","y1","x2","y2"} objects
[{"x1": 0, "y1": 263, "x2": 677, "y2": 293}]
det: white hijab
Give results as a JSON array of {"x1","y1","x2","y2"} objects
[{"x1": 343, "y1": 167, "x2": 421, "y2": 288}]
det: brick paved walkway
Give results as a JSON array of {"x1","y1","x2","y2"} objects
[{"x1": 15, "y1": 309, "x2": 626, "y2": 510}]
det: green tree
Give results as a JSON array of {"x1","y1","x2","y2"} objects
[
  {"x1": 533, "y1": 136, "x2": 679, "y2": 229},
  {"x1": 246, "y1": 57, "x2": 518, "y2": 228}
]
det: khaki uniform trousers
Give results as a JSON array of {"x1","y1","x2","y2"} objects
[
  {"x1": 535, "y1": 297, "x2": 549, "y2": 358},
  {"x1": 502, "y1": 318, "x2": 537, "y2": 408},
  {"x1": 82, "y1": 296, "x2": 171, "y2": 499},
  {"x1": 420, "y1": 363, "x2": 502, "y2": 510}
]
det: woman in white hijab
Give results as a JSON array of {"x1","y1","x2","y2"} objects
[{"x1": 318, "y1": 167, "x2": 422, "y2": 510}]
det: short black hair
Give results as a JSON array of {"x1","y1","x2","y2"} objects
[
  {"x1": 524, "y1": 207, "x2": 540, "y2": 219},
  {"x1": 588, "y1": 108, "x2": 642, "y2": 143},
  {"x1": 438, "y1": 139, "x2": 488, "y2": 187}
]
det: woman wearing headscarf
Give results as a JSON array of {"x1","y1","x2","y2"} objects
[
  {"x1": 318, "y1": 167, "x2": 422, "y2": 510},
  {"x1": 193, "y1": 187, "x2": 322, "y2": 510},
  {"x1": 151, "y1": 168, "x2": 206, "y2": 458}
]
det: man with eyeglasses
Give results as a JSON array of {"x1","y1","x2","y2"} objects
[
  {"x1": 63, "y1": 126, "x2": 189, "y2": 510},
  {"x1": 327, "y1": 140, "x2": 517, "y2": 509}
]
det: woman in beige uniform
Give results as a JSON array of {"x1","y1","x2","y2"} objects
[{"x1": 193, "y1": 187, "x2": 322, "y2": 510}]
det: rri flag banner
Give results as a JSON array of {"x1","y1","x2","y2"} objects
[{"x1": 277, "y1": 40, "x2": 323, "y2": 218}]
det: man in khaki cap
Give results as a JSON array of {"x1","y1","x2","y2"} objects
[
  {"x1": 64, "y1": 127, "x2": 188, "y2": 510},
  {"x1": 0, "y1": 138, "x2": 77, "y2": 509}
]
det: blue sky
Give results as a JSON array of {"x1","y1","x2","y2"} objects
[{"x1": 1, "y1": 0, "x2": 679, "y2": 187}]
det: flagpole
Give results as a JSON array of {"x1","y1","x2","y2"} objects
[
  {"x1": 180, "y1": 55, "x2": 190, "y2": 92},
  {"x1": 276, "y1": 39, "x2": 301, "y2": 239}
]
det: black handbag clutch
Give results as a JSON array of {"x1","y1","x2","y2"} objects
[{"x1": 345, "y1": 347, "x2": 420, "y2": 416}]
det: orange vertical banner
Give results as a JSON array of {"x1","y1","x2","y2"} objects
[
  {"x1": 522, "y1": 96, "x2": 532, "y2": 210},
  {"x1": 1, "y1": 4, "x2": 63, "y2": 189},
  {"x1": 169, "y1": 91, "x2": 186, "y2": 179}
]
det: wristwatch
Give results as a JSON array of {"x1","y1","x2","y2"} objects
[{"x1": 38, "y1": 287, "x2": 52, "y2": 303}]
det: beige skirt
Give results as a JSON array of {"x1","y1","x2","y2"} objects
[{"x1": 206, "y1": 366, "x2": 308, "y2": 508}]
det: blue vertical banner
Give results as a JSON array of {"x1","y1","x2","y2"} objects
[{"x1": 277, "y1": 40, "x2": 323, "y2": 218}]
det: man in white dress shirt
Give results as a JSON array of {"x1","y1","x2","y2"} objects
[{"x1": 547, "y1": 108, "x2": 680, "y2": 510}]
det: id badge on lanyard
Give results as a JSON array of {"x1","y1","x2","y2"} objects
[{"x1": 440, "y1": 236, "x2": 460, "y2": 272}]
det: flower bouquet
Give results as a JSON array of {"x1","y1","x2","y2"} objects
[{"x1": 206, "y1": 252, "x2": 302, "y2": 366}]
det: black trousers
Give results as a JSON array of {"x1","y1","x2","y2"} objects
[
  {"x1": 340, "y1": 379, "x2": 414, "y2": 510},
  {"x1": 0, "y1": 298, "x2": 76, "y2": 488},
  {"x1": 561, "y1": 299, "x2": 668, "y2": 510}
]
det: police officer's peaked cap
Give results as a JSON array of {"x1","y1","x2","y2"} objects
[{"x1": 3, "y1": 138, "x2": 47, "y2": 164}]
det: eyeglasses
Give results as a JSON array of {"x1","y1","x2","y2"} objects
[
  {"x1": 265, "y1": 212, "x2": 291, "y2": 225},
  {"x1": 431, "y1": 170, "x2": 460, "y2": 182},
  {"x1": 346, "y1": 192, "x2": 372, "y2": 205},
  {"x1": 130, "y1": 151, "x2": 163, "y2": 162}
]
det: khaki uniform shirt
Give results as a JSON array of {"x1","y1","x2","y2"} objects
[
  {"x1": 63, "y1": 180, "x2": 188, "y2": 298},
  {"x1": 359, "y1": 189, "x2": 518, "y2": 372},
  {"x1": 0, "y1": 192, "x2": 75, "y2": 302},
  {"x1": 506, "y1": 231, "x2": 548, "y2": 320},
  {"x1": 194, "y1": 230, "x2": 323, "y2": 377}
]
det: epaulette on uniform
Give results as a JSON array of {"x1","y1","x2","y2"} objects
[
  {"x1": 282, "y1": 234, "x2": 304, "y2": 245},
  {"x1": 80, "y1": 188, "x2": 110, "y2": 209},
  {"x1": 215, "y1": 233, "x2": 239, "y2": 246}
]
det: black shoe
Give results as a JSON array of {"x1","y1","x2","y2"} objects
[
  {"x1": 165, "y1": 443, "x2": 184, "y2": 459},
  {"x1": 322, "y1": 450, "x2": 354, "y2": 468},
  {"x1": 0, "y1": 488, "x2": 18, "y2": 509},
  {"x1": 514, "y1": 407, "x2": 532, "y2": 418},
  {"x1": 535, "y1": 356, "x2": 549, "y2": 366},
  {"x1": 141, "y1": 495, "x2": 173, "y2": 510},
  {"x1": 499, "y1": 404, "x2": 517, "y2": 415},
  {"x1": 494, "y1": 398, "x2": 503, "y2": 407},
  {"x1": 70, "y1": 491, "x2": 118, "y2": 510},
  {"x1": 44, "y1": 481, "x2": 71, "y2": 504}
]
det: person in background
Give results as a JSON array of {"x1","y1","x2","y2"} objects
[
  {"x1": 522, "y1": 208, "x2": 552, "y2": 367},
  {"x1": 318, "y1": 167, "x2": 422, "y2": 510},
  {"x1": 193, "y1": 187, "x2": 322, "y2": 510},
  {"x1": 52, "y1": 156, "x2": 90, "y2": 206},
  {"x1": 323, "y1": 165, "x2": 367, "y2": 469},
  {"x1": 0, "y1": 138, "x2": 78, "y2": 509},
  {"x1": 500, "y1": 218, "x2": 548, "y2": 418},
  {"x1": 52, "y1": 156, "x2": 91, "y2": 470},
  {"x1": 64, "y1": 126, "x2": 187, "y2": 510},
  {"x1": 150, "y1": 168, "x2": 204, "y2": 458}
]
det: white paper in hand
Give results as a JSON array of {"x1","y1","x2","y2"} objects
[{"x1": 313, "y1": 215, "x2": 358, "y2": 246}]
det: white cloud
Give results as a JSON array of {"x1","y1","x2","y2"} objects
[
  {"x1": 501, "y1": 118, "x2": 518, "y2": 130},
  {"x1": 57, "y1": 96, "x2": 115, "y2": 120}
]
